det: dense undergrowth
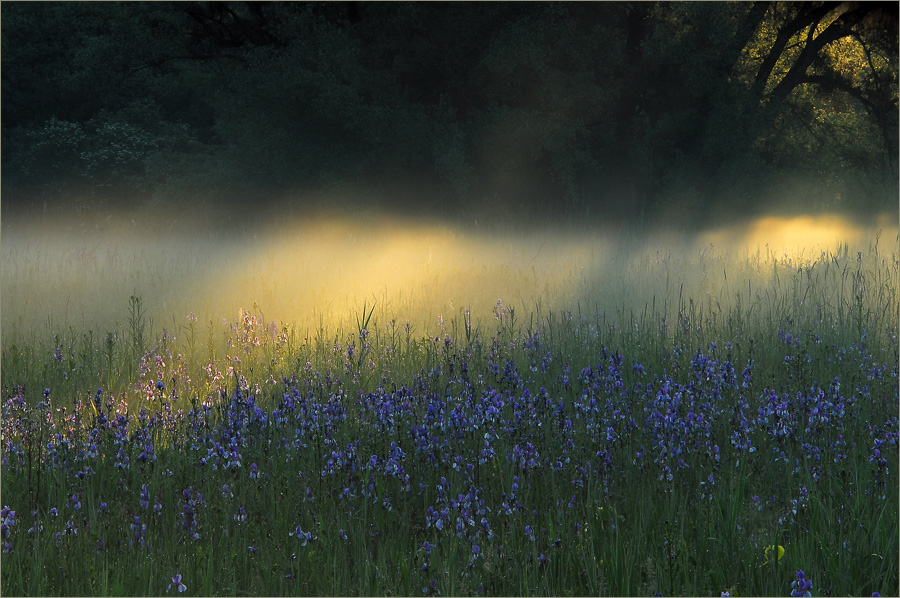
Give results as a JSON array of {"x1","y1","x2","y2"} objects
[{"x1": 1, "y1": 241, "x2": 898, "y2": 596}]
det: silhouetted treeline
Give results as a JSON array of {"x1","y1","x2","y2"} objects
[{"x1": 2, "y1": 2, "x2": 897, "y2": 224}]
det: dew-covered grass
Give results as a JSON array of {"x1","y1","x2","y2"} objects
[{"x1": 1, "y1": 217, "x2": 897, "y2": 596}]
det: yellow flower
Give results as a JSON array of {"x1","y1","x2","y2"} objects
[{"x1": 761, "y1": 544, "x2": 785, "y2": 567}]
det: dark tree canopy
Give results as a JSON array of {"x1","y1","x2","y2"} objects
[{"x1": 2, "y1": 1, "x2": 896, "y2": 225}]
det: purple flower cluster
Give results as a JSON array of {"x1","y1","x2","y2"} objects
[
  {"x1": 1, "y1": 506, "x2": 16, "y2": 553},
  {"x1": 0, "y1": 312, "x2": 896, "y2": 596},
  {"x1": 180, "y1": 487, "x2": 204, "y2": 541}
]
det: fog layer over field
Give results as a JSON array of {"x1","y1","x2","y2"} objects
[{"x1": 2, "y1": 203, "x2": 896, "y2": 349}]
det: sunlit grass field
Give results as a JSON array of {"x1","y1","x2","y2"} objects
[{"x1": 1, "y1": 209, "x2": 898, "y2": 596}]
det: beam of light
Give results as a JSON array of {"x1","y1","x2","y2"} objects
[
  {"x1": 696, "y1": 213, "x2": 897, "y2": 260},
  {"x1": 177, "y1": 210, "x2": 611, "y2": 337},
  {"x1": 1, "y1": 205, "x2": 610, "y2": 345}
]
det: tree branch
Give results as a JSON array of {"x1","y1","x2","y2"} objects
[
  {"x1": 752, "y1": 2, "x2": 841, "y2": 94},
  {"x1": 801, "y1": 73, "x2": 877, "y2": 113},
  {"x1": 769, "y1": 4, "x2": 872, "y2": 105},
  {"x1": 850, "y1": 30, "x2": 885, "y2": 83}
]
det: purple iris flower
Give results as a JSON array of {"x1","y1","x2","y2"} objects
[
  {"x1": 167, "y1": 574, "x2": 186, "y2": 593},
  {"x1": 289, "y1": 525, "x2": 314, "y2": 546},
  {"x1": 790, "y1": 570, "x2": 813, "y2": 597}
]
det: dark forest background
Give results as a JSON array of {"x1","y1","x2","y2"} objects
[{"x1": 2, "y1": 2, "x2": 897, "y2": 227}]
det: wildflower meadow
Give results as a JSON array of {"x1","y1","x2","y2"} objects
[{"x1": 1, "y1": 230, "x2": 897, "y2": 596}]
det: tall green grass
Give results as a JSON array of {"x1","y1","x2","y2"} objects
[{"x1": 1, "y1": 228, "x2": 897, "y2": 596}]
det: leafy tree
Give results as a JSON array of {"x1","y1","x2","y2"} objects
[
  {"x1": 580, "y1": 2, "x2": 897, "y2": 221},
  {"x1": 2, "y1": 2, "x2": 895, "y2": 221}
]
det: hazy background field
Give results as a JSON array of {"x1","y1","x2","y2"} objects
[{"x1": 2, "y1": 201, "x2": 896, "y2": 354}]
